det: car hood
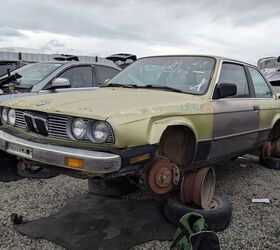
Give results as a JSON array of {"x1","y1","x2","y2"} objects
[{"x1": 2, "y1": 87, "x2": 208, "y2": 122}]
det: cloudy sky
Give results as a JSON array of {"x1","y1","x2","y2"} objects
[{"x1": 0, "y1": 0, "x2": 279, "y2": 64}]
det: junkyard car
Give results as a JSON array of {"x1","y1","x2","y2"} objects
[
  {"x1": 258, "y1": 56, "x2": 280, "y2": 93},
  {"x1": 0, "y1": 60, "x2": 120, "y2": 177},
  {"x1": 0, "y1": 55, "x2": 279, "y2": 209},
  {"x1": 0, "y1": 60, "x2": 120, "y2": 101},
  {"x1": 0, "y1": 60, "x2": 29, "y2": 77}
]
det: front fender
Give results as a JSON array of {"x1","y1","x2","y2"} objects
[{"x1": 148, "y1": 117, "x2": 198, "y2": 144}]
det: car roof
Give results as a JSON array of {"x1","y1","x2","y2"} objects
[
  {"x1": 0, "y1": 59, "x2": 20, "y2": 63},
  {"x1": 139, "y1": 55, "x2": 257, "y2": 68},
  {"x1": 31, "y1": 61, "x2": 121, "y2": 70}
]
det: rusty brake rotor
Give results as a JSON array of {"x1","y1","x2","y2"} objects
[{"x1": 143, "y1": 156, "x2": 179, "y2": 195}]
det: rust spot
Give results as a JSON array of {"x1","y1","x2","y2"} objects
[
  {"x1": 159, "y1": 126, "x2": 194, "y2": 168},
  {"x1": 143, "y1": 156, "x2": 177, "y2": 195}
]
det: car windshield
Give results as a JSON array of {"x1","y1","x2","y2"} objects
[
  {"x1": 0, "y1": 63, "x2": 62, "y2": 87},
  {"x1": 107, "y1": 56, "x2": 215, "y2": 94},
  {"x1": 0, "y1": 62, "x2": 18, "y2": 77}
]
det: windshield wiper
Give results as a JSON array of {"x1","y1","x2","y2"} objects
[
  {"x1": 103, "y1": 83, "x2": 138, "y2": 88},
  {"x1": 139, "y1": 84, "x2": 183, "y2": 93}
]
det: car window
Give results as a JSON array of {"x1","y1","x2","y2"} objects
[
  {"x1": 248, "y1": 67, "x2": 273, "y2": 98},
  {"x1": 218, "y1": 63, "x2": 250, "y2": 98},
  {"x1": 59, "y1": 66, "x2": 93, "y2": 88},
  {"x1": 95, "y1": 65, "x2": 120, "y2": 85},
  {"x1": 0, "y1": 62, "x2": 18, "y2": 77}
]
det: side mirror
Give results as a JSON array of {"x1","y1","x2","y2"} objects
[
  {"x1": 51, "y1": 77, "x2": 71, "y2": 89},
  {"x1": 213, "y1": 83, "x2": 237, "y2": 99}
]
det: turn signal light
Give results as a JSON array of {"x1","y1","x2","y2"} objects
[
  {"x1": 130, "y1": 154, "x2": 150, "y2": 164},
  {"x1": 65, "y1": 157, "x2": 84, "y2": 169}
]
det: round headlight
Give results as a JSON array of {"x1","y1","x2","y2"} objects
[
  {"x1": 1, "y1": 107, "x2": 8, "y2": 124},
  {"x1": 72, "y1": 118, "x2": 87, "y2": 139},
  {"x1": 92, "y1": 121, "x2": 109, "y2": 143},
  {"x1": 8, "y1": 109, "x2": 16, "y2": 126}
]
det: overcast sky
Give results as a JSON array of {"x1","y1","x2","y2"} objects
[{"x1": 0, "y1": 0, "x2": 279, "y2": 64}]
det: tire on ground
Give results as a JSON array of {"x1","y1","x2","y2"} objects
[
  {"x1": 163, "y1": 194, "x2": 232, "y2": 232},
  {"x1": 259, "y1": 156, "x2": 280, "y2": 170},
  {"x1": 88, "y1": 176, "x2": 138, "y2": 197},
  {"x1": 17, "y1": 161, "x2": 59, "y2": 179}
]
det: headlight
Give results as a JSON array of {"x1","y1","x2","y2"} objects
[
  {"x1": 72, "y1": 118, "x2": 87, "y2": 139},
  {"x1": 1, "y1": 107, "x2": 8, "y2": 124},
  {"x1": 8, "y1": 109, "x2": 16, "y2": 126},
  {"x1": 92, "y1": 121, "x2": 109, "y2": 143}
]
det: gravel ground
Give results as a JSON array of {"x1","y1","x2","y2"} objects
[{"x1": 0, "y1": 154, "x2": 279, "y2": 249}]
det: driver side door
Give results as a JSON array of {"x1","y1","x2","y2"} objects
[{"x1": 209, "y1": 62, "x2": 259, "y2": 159}]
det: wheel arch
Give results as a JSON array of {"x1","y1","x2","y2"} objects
[
  {"x1": 269, "y1": 115, "x2": 280, "y2": 139},
  {"x1": 148, "y1": 118, "x2": 198, "y2": 145},
  {"x1": 148, "y1": 118, "x2": 198, "y2": 168}
]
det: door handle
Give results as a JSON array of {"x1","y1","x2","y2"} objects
[{"x1": 253, "y1": 105, "x2": 260, "y2": 111}]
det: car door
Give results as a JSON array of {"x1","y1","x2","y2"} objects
[
  {"x1": 95, "y1": 65, "x2": 120, "y2": 86},
  {"x1": 209, "y1": 62, "x2": 259, "y2": 159},
  {"x1": 247, "y1": 66, "x2": 278, "y2": 143}
]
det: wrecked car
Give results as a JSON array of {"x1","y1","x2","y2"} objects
[
  {"x1": 106, "y1": 53, "x2": 137, "y2": 69},
  {"x1": 0, "y1": 60, "x2": 120, "y2": 100},
  {"x1": 258, "y1": 56, "x2": 280, "y2": 93},
  {"x1": 0, "y1": 60, "x2": 29, "y2": 77},
  {"x1": 0, "y1": 60, "x2": 121, "y2": 177},
  {"x1": 0, "y1": 55, "x2": 279, "y2": 220}
]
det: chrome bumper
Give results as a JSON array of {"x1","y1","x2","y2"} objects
[{"x1": 0, "y1": 130, "x2": 121, "y2": 174}]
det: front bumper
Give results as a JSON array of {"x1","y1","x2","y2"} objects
[{"x1": 0, "y1": 130, "x2": 121, "y2": 174}]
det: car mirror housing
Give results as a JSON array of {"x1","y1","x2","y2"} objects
[
  {"x1": 213, "y1": 83, "x2": 237, "y2": 99},
  {"x1": 51, "y1": 77, "x2": 71, "y2": 89}
]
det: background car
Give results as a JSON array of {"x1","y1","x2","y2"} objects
[
  {"x1": 0, "y1": 60, "x2": 29, "y2": 77},
  {"x1": 0, "y1": 60, "x2": 121, "y2": 100},
  {"x1": 106, "y1": 53, "x2": 137, "y2": 69},
  {"x1": 257, "y1": 56, "x2": 280, "y2": 93}
]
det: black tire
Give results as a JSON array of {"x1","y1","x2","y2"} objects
[
  {"x1": 164, "y1": 194, "x2": 232, "y2": 232},
  {"x1": 260, "y1": 156, "x2": 280, "y2": 170},
  {"x1": 88, "y1": 176, "x2": 138, "y2": 197},
  {"x1": 17, "y1": 161, "x2": 59, "y2": 179}
]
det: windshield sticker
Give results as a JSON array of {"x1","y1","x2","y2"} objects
[
  {"x1": 162, "y1": 60, "x2": 182, "y2": 72},
  {"x1": 190, "y1": 78, "x2": 207, "y2": 92}
]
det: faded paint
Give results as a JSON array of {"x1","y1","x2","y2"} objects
[
  {"x1": 2, "y1": 87, "x2": 214, "y2": 148},
  {"x1": 2, "y1": 55, "x2": 280, "y2": 154}
]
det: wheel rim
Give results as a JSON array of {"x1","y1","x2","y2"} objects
[
  {"x1": 180, "y1": 171, "x2": 195, "y2": 204},
  {"x1": 181, "y1": 167, "x2": 216, "y2": 209}
]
